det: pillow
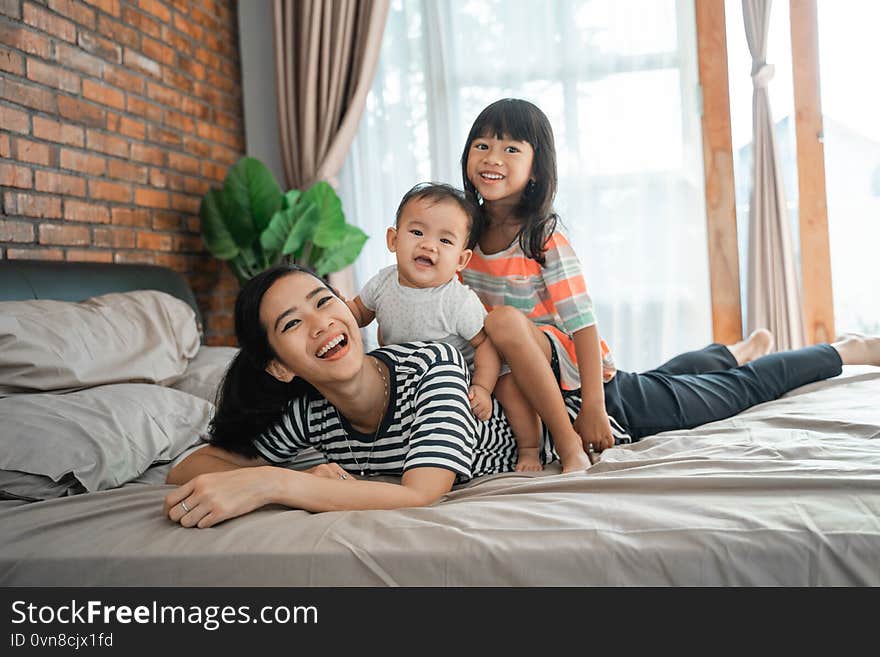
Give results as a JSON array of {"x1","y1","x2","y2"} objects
[
  {"x1": 165, "y1": 345, "x2": 239, "y2": 403},
  {"x1": 0, "y1": 290, "x2": 200, "y2": 396},
  {"x1": 0, "y1": 383, "x2": 211, "y2": 500}
]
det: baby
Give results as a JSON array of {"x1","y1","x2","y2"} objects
[{"x1": 347, "y1": 183, "x2": 540, "y2": 468}]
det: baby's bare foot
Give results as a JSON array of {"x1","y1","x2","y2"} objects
[
  {"x1": 728, "y1": 328, "x2": 775, "y2": 365},
  {"x1": 557, "y1": 446, "x2": 591, "y2": 473},
  {"x1": 515, "y1": 447, "x2": 543, "y2": 472},
  {"x1": 832, "y1": 334, "x2": 880, "y2": 366}
]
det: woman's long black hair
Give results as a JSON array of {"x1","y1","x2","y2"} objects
[
  {"x1": 208, "y1": 265, "x2": 322, "y2": 458},
  {"x1": 460, "y1": 98, "x2": 559, "y2": 265}
]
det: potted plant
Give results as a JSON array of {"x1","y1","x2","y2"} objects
[{"x1": 199, "y1": 157, "x2": 368, "y2": 283}]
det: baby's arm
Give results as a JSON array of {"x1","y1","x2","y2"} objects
[
  {"x1": 468, "y1": 329, "x2": 501, "y2": 421},
  {"x1": 346, "y1": 296, "x2": 375, "y2": 328},
  {"x1": 572, "y1": 325, "x2": 613, "y2": 451}
]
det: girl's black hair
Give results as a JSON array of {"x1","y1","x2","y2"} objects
[
  {"x1": 209, "y1": 264, "x2": 323, "y2": 458},
  {"x1": 460, "y1": 98, "x2": 558, "y2": 265}
]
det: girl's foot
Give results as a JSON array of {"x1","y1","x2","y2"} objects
[
  {"x1": 831, "y1": 333, "x2": 880, "y2": 366},
  {"x1": 728, "y1": 328, "x2": 775, "y2": 365}
]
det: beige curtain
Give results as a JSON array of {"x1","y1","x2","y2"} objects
[
  {"x1": 742, "y1": 0, "x2": 804, "y2": 350},
  {"x1": 273, "y1": 0, "x2": 389, "y2": 190}
]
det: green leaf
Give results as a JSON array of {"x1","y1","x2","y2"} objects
[
  {"x1": 222, "y1": 157, "x2": 282, "y2": 242},
  {"x1": 283, "y1": 203, "x2": 319, "y2": 259},
  {"x1": 260, "y1": 200, "x2": 317, "y2": 263},
  {"x1": 200, "y1": 188, "x2": 239, "y2": 260},
  {"x1": 312, "y1": 224, "x2": 369, "y2": 276},
  {"x1": 303, "y1": 181, "x2": 346, "y2": 247},
  {"x1": 281, "y1": 189, "x2": 302, "y2": 210}
]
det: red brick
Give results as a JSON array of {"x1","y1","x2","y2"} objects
[
  {"x1": 58, "y1": 95, "x2": 106, "y2": 128},
  {"x1": 35, "y1": 170, "x2": 87, "y2": 196},
  {"x1": 8, "y1": 247, "x2": 65, "y2": 261},
  {"x1": 54, "y1": 43, "x2": 103, "y2": 77},
  {"x1": 111, "y1": 207, "x2": 150, "y2": 227},
  {"x1": 107, "y1": 158, "x2": 148, "y2": 184},
  {"x1": 82, "y1": 79, "x2": 126, "y2": 110},
  {"x1": 47, "y1": 0, "x2": 96, "y2": 29},
  {"x1": 177, "y1": 57, "x2": 205, "y2": 81},
  {"x1": 181, "y1": 96, "x2": 211, "y2": 119},
  {"x1": 205, "y1": 312, "x2": 233, "y2": 333},
  {"x1": 131, "y1": 142, "x2": 164, "y2": 165},
  {"x1": 0, "y1": 163, "x2": 33, "y2": 189},
  {"x1": 0, "y1": 22, "x2": 52, "y2": 58},
  {"x1": 147, "y1": 124, "x2": 182, "y2": 147},
  {"x1": 23, "y1": 2, "x2": 76, "y2": 42},
  {"x1": 206, "y1": 68, "x2": 235, "y2": 94},
  {"x1": 86, "y1": 129, "x2": 129, "y2": 157},
  {"x1": 0, "y1": 220, "x2": 35, "y2": 243},
  {"x1": 173, "y1": 234, "x2": 203, "y2": 252},
  {"x1": 183, "y1": 176, "x2": 210, "y2": 196},
  {"x1": 146, "y1": 81, "x2": 183, "y2": 108},
  {"x1": 0, "y1": 77, "x2": 56, "y2": 112},
  {"x1": 167, "y1": 151, "x2": 199, "y2": 175},
  {"x1": 94, "y1": 226, "x2": 135, "y2": 248},
  {"x1": 89, "y1": 179, "x2": 131, "y2": 202},
  {"x1": 211, "y1": 143, "x2": 238, "y2": 166},
  {"x1": 1, "y1": 105, "x2": 30, "y2": 134},
  {"x1": 161, "y1": 67, "x2": 194, "y2": 93},
  {"x1": 33, "y1": 116, "x2": 84, "y2": 147},
  {"x1": 134, "y1": 188, "x2": 170, "y2": 208},
  {"x1": 60, "y1": 148, "x2": 106, "y2": 175},
  {"x1": 39, "y1": 223, "x2": 91, "y2": 246},
  {"x1": 164, "y1": 109, "x2": 194, "y2": 133},
  {"x1": 201, "y1": 161, "x2": 226, "y2": 182},
  {"x1": 106, "y1": 112, "x2": 145, "y2": 139},
  {"x1": 205, "y1": 334, "x2": 235, "y2": 347},
  {"x1": 103, "y1": 64, "x2": 144, "y2": 94},
  {"x1": 77, "y1": 31, "x2": 121, "y2": 63},
  {"x1": 126, "y1": 95, "x2": 163, "y2": 121},
  {"x1": 82, "y1": 0, "x2": 119, "y2": 17},
  {"x1": 185, "y1": 216, "x2": 200, "y2": 233},
  {"x1": 137, "y1": 0, "x2": 170, "y2": 23},
  {"x1": 151, "y1": 211, "x2": 180, "y2": 230},
  {"x1": 154, "y1": 252, "x2": 190, "y2": 271},
  {"x1": 164, "y1": 172, "x2": 185, "y2": 191},
  {"x1": 97, "y1": 14, "x2": 138, "y2": 49},
  {"x1": 171, "y1": 194, "x2": 200, "y2": 215},
  {"x1": 122, "y1": 6, "x2": 162, "y2": 38},
  {"x1": 14, "y1": 138, "x2": 54, "y2": 166},
  {"x1": 183, "y1": 136, "x2": 211, "y2": 158},
  {"x1": 148, "y1": 167, "x2": 166, "y2": 188},
  {"x1": 0, "y1": 0, "x2": 21, "y2": 18},
  {"x1": 122, "y1": 47, "x2": 161, "y2": 79},
  {"x1": 173, "y1": 13, "x2": 202, "y2": 41},
  {"x1": 136, "y1": 230, "x2": 172, "y2": 251},
  {"x1": 67, "y1": 249, "x2": 113, "y2": 263},
  {"x1": 114, "y1": 250, "x2": 154, "y2": 264},
  {"x1": 162, "y1": 26, "x2": 194, "y2": 58},
  {"x1": 0, "y1": 46, "x2": 24, "y2": 75},
  {"x1": 143, "y1": 36, "x2": 175, "y2": 66},
  {"x1": 5, "y1": 192, "x2": 63, "y2": 218},
  {"x1": 0, "y1": 133, "x2": 9, "y2": 158},
  {"x1": 64, "y1": 200, "x2": 110, "y2": 223}
]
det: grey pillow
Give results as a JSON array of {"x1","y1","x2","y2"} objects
[
  {"x1": 165, "y1": 345, "x2": 239, "y2": 403},
  {"x1": 0, "y1": 384, "x2": 211, "y2": 500},
  {"x1": 0, "y1": 290, "x2": 200, "y2": 397}
]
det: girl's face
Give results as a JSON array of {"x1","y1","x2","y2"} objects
[
  {"x1": 466, "y1": 132, "x2": 535, "y2": 207},
  {"x1": 259, "y1": 272, "x2": 364, "y2": 386}
]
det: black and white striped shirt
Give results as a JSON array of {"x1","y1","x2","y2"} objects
[{"x1": 252, "y1": 342, "x2": 621, "y2": 480}]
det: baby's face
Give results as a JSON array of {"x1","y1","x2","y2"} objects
[{"x1": 387, "y1": 197, "x2": 473, "y2": 289}]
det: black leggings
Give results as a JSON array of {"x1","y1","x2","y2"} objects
[{"x1": 600, "y1": 343, "x2": 843, "y2": 440}]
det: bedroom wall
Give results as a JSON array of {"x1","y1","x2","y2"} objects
[{"x1": 0, "y1": 0, "x2": 245, "y2": 345}]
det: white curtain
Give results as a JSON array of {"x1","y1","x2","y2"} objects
[
  {"x1": 338, "y1": 0, "x2": 712, "y2": 370},
  {"x1": 742, "y1": 0, "x2": 804, "y2": 349}
]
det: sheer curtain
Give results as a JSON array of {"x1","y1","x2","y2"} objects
[{"x1": 338, "y1": 0, "x2": 711, "y2": 370}]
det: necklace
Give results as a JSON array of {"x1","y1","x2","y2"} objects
[{"x1": 345, "y1": 356, "x2": 389, "y2": 477}]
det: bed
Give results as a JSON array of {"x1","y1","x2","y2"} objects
[{"x1": 1, "y1": 260, "x2": 878, "y2": 586}]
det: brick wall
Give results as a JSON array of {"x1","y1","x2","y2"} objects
[{"x1": 0, "y1": 0, "x2": 244, "y2": 345}]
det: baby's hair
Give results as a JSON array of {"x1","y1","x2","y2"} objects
[
  {"x1": 460, "y1": 98, "x2": 558, "y2": 265},
  {"x1": 395, "y1": 182, "x2": 481, "y2": 250}
]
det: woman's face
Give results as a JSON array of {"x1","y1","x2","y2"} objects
[{"x1": 259, "y1": 272, "x2": 364, "y2": 385}]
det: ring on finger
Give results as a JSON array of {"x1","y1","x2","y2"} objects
[
  {"x1": 180, "y1": 500, "x2": 190, "y2": 513},
  {"x1": 338, "y1": 473, "x2": 348, "y2": 480}
]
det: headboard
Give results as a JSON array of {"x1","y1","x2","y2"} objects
[{"x1": 0, "y1": 260, "x2": 203, "y2": 333}]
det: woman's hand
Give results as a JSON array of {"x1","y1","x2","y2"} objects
[
  {"x1": 164, "y1": 466, "x2": 282, "y2": 529},
  {"x1": 305, "y1": 462, "x2": 354, "y2": 481},
  {"x1": 573, "y1": 402, "x2": 615, "y2": 455}
]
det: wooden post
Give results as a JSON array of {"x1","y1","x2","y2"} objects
[
  {"x1": 790, "y1": 0, "x2": 835, "y2": 343},
  {"x1": 695, "y1": 0, "x2": 743, "y2": 344}
]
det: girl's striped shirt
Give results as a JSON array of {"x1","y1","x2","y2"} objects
[{"x1": 462, "y1": 229, "x2": 616, "y2": 390}]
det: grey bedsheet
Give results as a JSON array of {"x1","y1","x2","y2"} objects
[{"x1": 2, "y1": 366, "x2": 879, "y2": 586}]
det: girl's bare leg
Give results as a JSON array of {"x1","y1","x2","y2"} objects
[
  {"x1": 495, "y1": 374, "x2": 542, "y2": 472},
  {"x1": 727, "y1": 329, "x2": 775, "y2": 365},
  {"x1": 484, "y1": 306, "x2": 590, "y2": 473}
]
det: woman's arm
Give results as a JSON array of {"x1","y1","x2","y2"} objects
[
  {"x1": 166, "y1": 445, "x2": 267, "y2": 485},
  {"x1": 165, "y1": 465, "x2": 456, "y2": 528}
]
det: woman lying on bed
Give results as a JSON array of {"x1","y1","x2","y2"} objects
[{"x1": 165, "y1": 265, "x2": 880, "y2": 527}]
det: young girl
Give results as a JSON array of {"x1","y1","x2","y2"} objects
[{"x1": 459, "y1": 98, "x2": 811, "y2": 472}]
